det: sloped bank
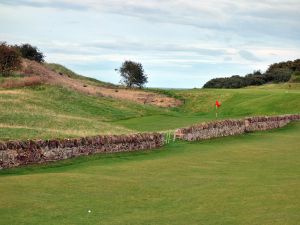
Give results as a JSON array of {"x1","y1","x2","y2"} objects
[
  {"x1": 175, "y1": 114, "x2": 300, "y2": 141},
  {"x1": 0, "y1": 133, "x2": 164, "y2": 169}
]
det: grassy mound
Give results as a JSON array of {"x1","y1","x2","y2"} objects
[
  {"x1": 0, "y1": 122, "x2": 299, "y2": 225},
  {"x1": 0, "y1": 85, "x2": 168, "y2": 140},
  {"x1": 0, "y1": 83, "x2": 299, "y2": 140},
  {"x1": 45, "y1": 63, "x2": 116, "y2": 88}
]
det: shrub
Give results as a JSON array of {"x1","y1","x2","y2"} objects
[
  {"x1": 0, "y1": 42, "x2": 22, "y2": 76},
  {"x1": 265, "y1": 68, "x2": 293, "y2": 83},
  {"x1": 16, "y1": 43, "x2": 44, "y2": 63},
  {"x1": 203, "y1": 59, "x2": 299, "y2": 88}
]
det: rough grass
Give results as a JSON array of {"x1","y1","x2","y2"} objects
[
  {"x1": 0, "y1": 76, "x2": 43, "y2": 88},
  {"x1": 0, "y1": 85, "x2": 167, "y2": 140},
  {"x1": 0, "y1": 73, "x2": 24, "y2": 84},
  {"x1": 45, "y1": 63, "x2": 117, "y2": 88},
  {"x1": 0, "y1": 122, "x2": 299, "y2": 225},
  {"x1": 0, "y1": 83, "x2": 299, "y2": 139}
]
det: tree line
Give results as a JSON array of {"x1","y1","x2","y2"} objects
[
  {"x1": 4, "y1": 41, "x2": 297, "y2": 89},
  {"x1": 203, "y1": 59, "x2": 300, "y2": 88}
]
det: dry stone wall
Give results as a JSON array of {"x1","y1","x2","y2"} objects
[
  {"x1": 0, "y1": 114, "x2": 299, "y2": 169},
  {"x1": 244, "y1": 114, "x2": 299, "y2": 132},
  {"x1": 175, "y1": 119, "x2": 246, "y2": 141},
  {"x1": 0, "y1": 133, "x2": 164, "y2": 169},
  {"x1": 175, "y1": 114, "x2": 300, "y2": 141}
]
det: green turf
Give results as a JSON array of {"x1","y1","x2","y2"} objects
[
  {"x1": 0, "y1": 83, "x2": 299, "y2": 140},
  {"x1": 0, "y1": 85, "x2": 168, "y2": 140},
  {"x1": 116, "y1": 86, "x2": 300, "y2": 131},
  {"x1": 0, "y1": 122, "x2": 299, "y2": 225},
  {"x1": 113, "y1": 114, "x2": 210, "y2": 132}
]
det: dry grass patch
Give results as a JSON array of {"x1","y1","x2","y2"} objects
[{"x1": 0, "y1": 76, "x2": 44, "y2": 89}]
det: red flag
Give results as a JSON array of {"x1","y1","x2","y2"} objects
[{"x1": 215, "y1": 100, "x2": 221, "y2": 108}]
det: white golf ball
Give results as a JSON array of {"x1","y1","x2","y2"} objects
[{"x1": 88, "y1": 210, "x2": 91, "y2": 213}]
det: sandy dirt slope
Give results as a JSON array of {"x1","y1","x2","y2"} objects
[{"x1": 17, "y1": 59, "x2": 182, "y2": 107}]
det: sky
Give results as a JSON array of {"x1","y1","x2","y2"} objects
[{"x1": 1, "y1": 0, "x2": 300, "y2": 88}]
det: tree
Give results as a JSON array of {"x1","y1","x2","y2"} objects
[
  {"x1": 0, "y1": 42, "x2": 22, "y2": 76},
  {"x1": 16, "y1": 44, "x2": 44, "y2": 63},
  {"x1": 119, "y1": 60, "x2": 148, "y2": 88}
]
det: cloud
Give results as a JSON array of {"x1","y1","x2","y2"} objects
[
  {"x1": 85, "y1": 40, "x2": 228, "y2": 56},
  {"x1": 40, "y1": 38, "x2": 298, "y2": 68},
  {"x1": 2, "y1": 0, "x2": 299, "y2": 41},
  {"x1": 1, "y1": 0, "x2": 299, "y2": 87},
  {"x1": 0, "y1": 0, "x2": 88, "y2": 11},
  {"x1": 239, "y1": 50, "x2": 260, "y2": 61}
]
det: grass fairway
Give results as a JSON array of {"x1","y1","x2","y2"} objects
[{"x1": 1, "y1": 122, "x2": 299, "y2": 225}]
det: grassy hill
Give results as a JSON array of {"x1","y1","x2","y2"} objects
[
  {"x1": 45, "y1": 63, "x2": 117, "y2": 88},
  {"x1": 0, "y1": 85, "x2": 170, "y2": 140},
  {"x1": 0, "y1": 69, "x2": 300, "y2": 224},
  {"x1": 0, "y1": 82, "x2": 299, "y2": 140}
]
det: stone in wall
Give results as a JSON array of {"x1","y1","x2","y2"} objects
[
  {"x1": 244, "y1": 115, "x2": 297, "y2": 132},
  {"x1": 176, "y1": 114, "x2": 300, "y2": 142},
  {"x1": 175, "y1": 119, "x2": 245, "y2": 141},
  {"x1": 0, "y1": 133, "x2": 164, "y2": 169}
]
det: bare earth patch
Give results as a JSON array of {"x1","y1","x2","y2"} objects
[{"x1": 14, "y1": 59, "x2": 182, "y2": 107}]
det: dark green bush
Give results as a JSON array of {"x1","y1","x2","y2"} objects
[
  {"x1": 203, "y1": 59, "x2": 299, "y2": 88},
  {"x1": 15, "y1": 43, "x2": 44, "y2": 63}
]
